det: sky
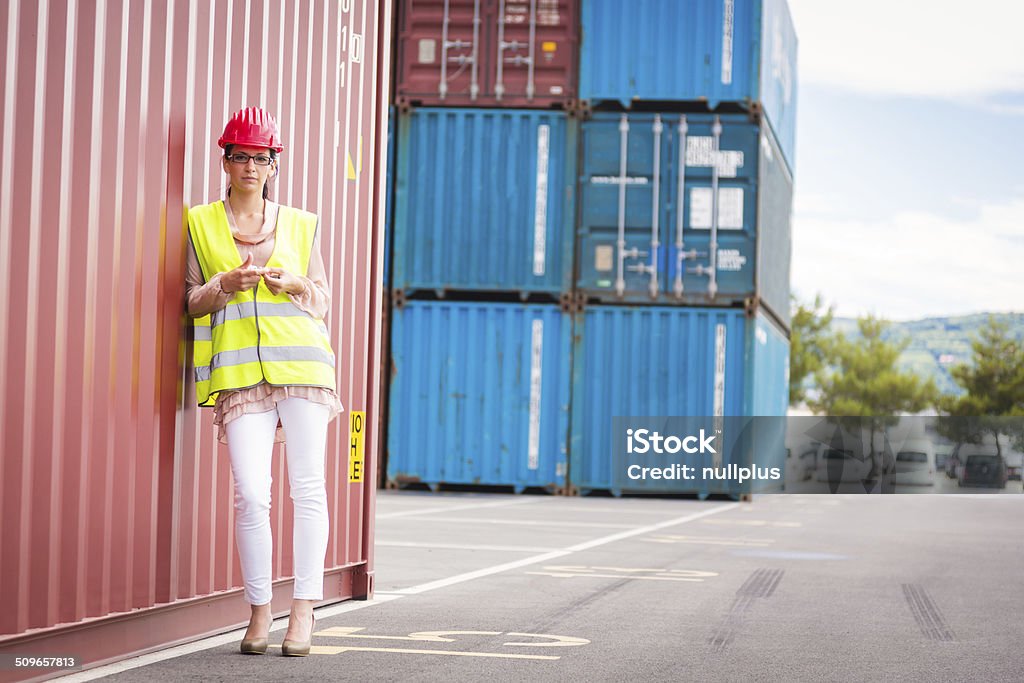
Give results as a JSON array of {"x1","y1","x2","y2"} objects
[{"x1": 785, "y1": 0, "x2": 1024, "y2": 320}]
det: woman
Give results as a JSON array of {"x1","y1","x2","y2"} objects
[{"x1": 185, "y1": 106, "x2": 343, "y2": 656}]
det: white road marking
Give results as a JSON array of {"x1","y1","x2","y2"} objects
[
  {"x1": 395, "y1": 516, "x2": 637, "y2": 529},
  {"x1": 376, "y1": 540, "x2": 563, "y2": 553},
  {"x1": 390, "y1": 504, "x2": 738, "y2": 595},
  {"x1": 68, "y1": 501, "x2": 739, "y2": 677},
  {"x1": 376, "y1": 498, "x2": 539, "y2": 519},
  {"x1": 58, "y1": 595, "x2": 405, "y2": 682}
]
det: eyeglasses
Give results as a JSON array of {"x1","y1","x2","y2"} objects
[{"x1": 226, "y1": 152, "x2": 274, "y2": 166}]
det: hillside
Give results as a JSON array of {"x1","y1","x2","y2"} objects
[{"x1": 829, "y1": 313, "x2": 1024, "y2": 397}]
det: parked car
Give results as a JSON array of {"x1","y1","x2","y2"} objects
[
  {"x1": 892, "y1": 438, "x2": 936, "y2": 486},
  {"x1": 957, "y1": 446, "x2": 1007, "y2": 489},
  {"x1": 1004, "y1": 450, "x2": 1023, "y2": 481}
]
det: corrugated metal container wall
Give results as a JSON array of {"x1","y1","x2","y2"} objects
[
  {"x1": 746, "y1": 311, "x2": 790, "y2": 417},
  {"x1": 576, "y1": 112, "x2": 792, "y2": 325},
  {"x1": 568, "y1": 306, "x2": 788, "y2": 495},
  {"x1": 384, "y1": 106, "x2": 396, "y2": 288},
  {"x1": 393, "y1": 108, "x2": 576, "y2": 295},
  {"x1": 395, "y1": 0, "x2": 579, "y2": 109},
  {"x1": 388, "y1": 301, "x2": 571, "y2": 492},
  {"x1": 578, "y1": 0, "x2": 798, "y2": 173},
  {"x1": 0, "y1": 0, "x2": 391, "y2": 670},
  {"x1": 754, "y1": 121, "x2": 793, "y2": 329}
]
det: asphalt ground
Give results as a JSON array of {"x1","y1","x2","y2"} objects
[{"x1": 64, "y1": 490, "x2": 1023, "y2": 682}]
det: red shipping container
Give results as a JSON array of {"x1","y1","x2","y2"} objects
[
  {"x1": 0, "y1": 0, "x2": 391, "y2": 677},
  {"x1": 395, "y1": 0, "x2": 578, "y2": 109}
]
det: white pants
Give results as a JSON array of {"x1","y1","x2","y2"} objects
[{"x1": 226, "y1": 397, "x2": 330, "y2": 605}]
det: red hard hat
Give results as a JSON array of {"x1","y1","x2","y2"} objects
[{"x1": 218, "y1": 106, "x2": 285, "y2": 152}]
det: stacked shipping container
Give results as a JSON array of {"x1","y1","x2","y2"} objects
[
  {"x1": 385, "y1": 0, "x2": 797, "y2": 495},
  {"x1": 386, "y1": 0, "x2": 580, "y2": 492}
]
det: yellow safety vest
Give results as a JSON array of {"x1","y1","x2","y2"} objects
[{"x1": 188, "y1": 201, "x2": 336, "y2": 406}]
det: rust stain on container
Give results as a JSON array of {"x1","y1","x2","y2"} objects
[{"x1": 0, "y1": 0, "x2": 391, "y2": 673}]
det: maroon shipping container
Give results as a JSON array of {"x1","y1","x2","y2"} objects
[
  {"x1": 395, "y1": 0, "x2": 578, "y2": 109},
  {"x1": 0, "y1": 0, "x2": 390, "y2": 678}
]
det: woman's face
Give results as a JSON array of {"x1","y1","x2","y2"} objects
[{"x1": 222, "y1": 144, "x2": 277, "y2": 196}]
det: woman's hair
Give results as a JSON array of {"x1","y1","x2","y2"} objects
[{"x1": 224, "y1": 144, "x2": 278, "y2": 199}]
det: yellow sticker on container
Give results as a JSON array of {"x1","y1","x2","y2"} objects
[
  {"x1": 349, "y1": 411, "x2": 365, "y2": 483},
  {"x1": 541, "y1": 41, "x2": 557, "y2": 52}
]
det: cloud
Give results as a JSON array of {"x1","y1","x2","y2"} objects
[
  {"x1": 791, "y1": 194, "x2": 1024, "y2": 320},
  {"x1": 786, "y1": 0, "x2": 1024, "y2": 101}
]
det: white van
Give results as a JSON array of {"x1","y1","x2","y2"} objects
[{"x1": 892, "y1": 438, "x2": 937, "y2": 486}]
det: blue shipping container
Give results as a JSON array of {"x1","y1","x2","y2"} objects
[
  {"x1": 569, "y1": 306, "x2": 789, "y2": 495},
  {"x1": 576, "y1": 112, "x2": 792, "y2": 327},
  {"x1": 387, "y1": 301, "x2": 572, "y2": 492},
  {"x1": 579, "y1": 0, "x2": 798, "y2": 173},
  {"x1": 392, "y1": 108, "x2": 577, "y2": 295}
]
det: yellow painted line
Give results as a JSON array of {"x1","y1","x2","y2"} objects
[
  {"x1": 504, "y1": 633, "x2": 590, "y2": 647},
  {"x1": 317, "y1": 645, "x2": 560, "y2": 660},
  {"x1": 642, "y1": 535, "x2": 774, "y2": 547},
  {"x1": 268, "y1": 644, "x2": 349, "y2": 655},
  {"x1": 588, "y1": 565, "x2": 713, "y2": 575},
  {"x1": 526, "y1": 571, "x2": 708, "y2": 582},
  {"x1": 317, "y1": 627, "x2": 502, "y2": 642},
  {"x1": 701, "y1": 519, "x2": 802, "y2": 527}
]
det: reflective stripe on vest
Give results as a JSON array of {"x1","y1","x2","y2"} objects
[{"x1": 187, "y1": 201, "x2": 336, "y2": 406}]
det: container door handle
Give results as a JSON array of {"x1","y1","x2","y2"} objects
[
  {"x1": 439, "y1": 0, "x2": 451, "y2": 98},
  {"x1": 526, "y1": 0, "x2": 536, "y2": 100},
  {"x1": 674, "y1": 115, "x2": 689, "y2": 298},
  {"x1": 439, "y1": 0, "x2": 481, "y2": 100},
  {"x1": 615, "y1": 114, "x2": 629, "y2": 296},
  {"x1": 707, "y1": 115, "x2": 721, "y2": 298},
  {"x1": 495, "y1": 0, "x2": 506, "y2": 100},
  {"x1": 686, "y1": 116, "x2": 721, "y2": 298},
  {"x1": 645, "y1": 115, "x2": 662, "y2": 298},
  {"x1": 470, "y1": 0, "x2": 481, "y2": 100}
]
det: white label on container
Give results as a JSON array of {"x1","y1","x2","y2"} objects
[
  {"x1": 418, "y1": 39, "x2": 436, "y2": 64},
  {"x1": 590, "y1": 175, "x2": 648, "y2": 185},
  {"x1": 533, "y1": 124, "x2": 550, "y2": 277},
  {"x1": 721, "y1": 0, "x2": 734, "y2": 85},
  {"x1": 689, "y1": 188, "x2": 744, "y2": 229},
  {"x1": 713, "y1": 323, "x2": 726, "y2": 469},
  {"x1": 686, "y1": 137, "x2": 744, "y2": 177},
  {"x1": 756, "y1": 326, "x2": 768, "y2": 345},
  {"x1": 528, "y1": 319, "x2": 544, "y2": 471},
  {"x1": 595, "y1": 244, "x2": 614, "y2": 272},
  {"x1": 717, "y1": 248, "x2": 747, "y2": 271}
]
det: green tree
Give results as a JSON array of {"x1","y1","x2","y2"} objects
[
  {"x1": 810, "y1": 316, "x2": 936, "y2": 417},
  {"x1": 810, "y1": 316, "x2": 938, "y2": 478},
  {"x1": 789, "y1": 294, "x2": 835, "y2": 407},
  {"x1": 938, "y1": 316, "x2": 1024, "y2": 454}
]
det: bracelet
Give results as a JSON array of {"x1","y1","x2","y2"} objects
[{"x1": 218, "y1": 278, "x2": 231, "y2": 296}]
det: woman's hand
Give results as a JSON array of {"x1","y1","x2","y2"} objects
[
  {"x1": 219, "y1": 253, "x2": 264, "y2": 293},
  {"x1": 261, "y1": 267, "x2": 306, "y2": 296}
]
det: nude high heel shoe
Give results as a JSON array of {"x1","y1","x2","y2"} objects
[
  {"x1": 240, "y1": 618, "x2": 269, "y2": 655},
  {"x1": 281, "y1": 614, "x2": 315, "y2": 657}
]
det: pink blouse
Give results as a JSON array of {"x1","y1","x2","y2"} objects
[{"x1": 185, "y1": 199, "x2": 343, "y2": 444}]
